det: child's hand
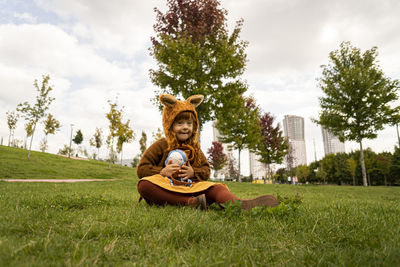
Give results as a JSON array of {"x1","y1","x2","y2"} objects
[
  {"x1": 160, "y1": 160, "x2": 181, "y2": 177},
  {"x1": 178, "y1": 162, "x2": 194, "y2": 180}
]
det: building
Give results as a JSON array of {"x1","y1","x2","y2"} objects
[
  {"x1": 283, "y1": 115, "x2": 307, "y2": 167},
  {"x1": 249, "y1": 152, "x2": 266, "y2": 180},
  {"x1": 321, "y1": 127, "x2": 345, "y2": 155}
]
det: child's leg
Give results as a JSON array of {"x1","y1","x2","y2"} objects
[
  {"x1": 204, "y1": 184, "x2": 279, "y2": 209},
  {"x1": 137, "y1": 180, "x2": 192, "y2": 206},
  {"x1": 204, "y1": 184, "x2": 239, "y2": 205}
]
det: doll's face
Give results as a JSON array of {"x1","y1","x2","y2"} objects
[{"x1": 172, "y1": 118, "x2": 193, "y2": 142}]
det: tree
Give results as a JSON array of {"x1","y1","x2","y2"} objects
[
  {"x1": 363, "y1": 148, "x2": 378, "y2": 185},
  {"x1": 286, "y1": 143, "x2": 296, "y2": 180},
  {"x1": 275, "y1": 168, "x2": 287, "y2": 184},
  {"x1": 227, "y1": 157, "x2": 239, "y2": 181},
  {"x1": 296, "y1": 165, "x2": 311, "y2": 184},
  {"x1": 58, "y1": 144, "x2": 74, "y2": 156},
  {"x1": 320, "y1": 154, "x2": 335, "y2": 184},
  {"x1": 151, "y1": 128, "x2": 164, "y2": 143},
  {"x1": 24, "y1": 122, "x2": 34, "y2": 149},
  {"x1": 43, "y1": 114, "x2": 61, "y2": 138},
  {"x1": 207, "y1": 141, "x2": 227, "y2": 178},
  {"x1": 39, "y1": 139, "x2": 48, "y2": 153},
  {"x1": 215, "y1": 95, "x2": 260, "y2": 181},
  {"x1": 314, "y1": 42, "x2": 400, "y2": 186},
  {"x1": 390, "y1": 147, "x2": 400, "y2": 185},
  {"x1": 255, "y1": 112, "x2": 288, "y2": 184},
  {"x1": 6, "y1": 110, "x2": 19, "y2": 147},
  {"x1": 131, "y1": 155, "x2": 140, "y2": 168},
  {"x1": 307, "y1": 161, "x2": 319, "y2": 184},
  {"x1": 116, "y1": 120, "x2": 135, "y2": 165},
  {"x1": 72, "y1": 130, "x2": 83, "y2": 156},
  {"x1": 376, "y1": 153, "x2": 391, "y2": 186},
  {"x1": 347, "y1": 157, "x2": 357, "y2": 186},
  {"x1": 333, "y1": 153, "x2": 352, "y2": 185},
  {"x1": 139, "y1": 131, "x2": 148, "y2": 156},
  {"x1": 150, "y1": 0, "x2": 248, "y2": 130},
  {"x1": 106, "y1": 99, "x2": 124, "y2": 167},
  {"x1": 41, "y1": 113, "x2": 61, "y2": 152},
  {"x1": 89, "y1": 128, "x2": 103, "y2": 160},
  {"x1": 17, "y1": 74, "x2": 55, "y2": 159}
]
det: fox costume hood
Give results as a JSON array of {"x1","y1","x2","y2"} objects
[
  {"x1": 136, "y1": 94, "x2": 210, "y2": 181},
  {"x1": 160, "y1": 94, "x2": 203, "y2": 144},
  {"x1": 159, "y1": 94, "x2": 203, "y2": 165}
]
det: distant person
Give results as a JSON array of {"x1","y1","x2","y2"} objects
[{"x1": 137, "y1": 94, "x2": 279, "y2": 210}]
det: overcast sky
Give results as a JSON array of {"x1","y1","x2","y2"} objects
[{"x1": 1, "y1": 0, "x2": 399, "y2": 175}]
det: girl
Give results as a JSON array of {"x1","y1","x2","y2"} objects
[{"x1": 137, "y1": 94, "x2": 278, "y2": 210}]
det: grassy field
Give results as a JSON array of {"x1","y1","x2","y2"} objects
[
  {"x1": 0, "y1": 146, "x2": 399, "y2": 266},
  {"x1": 0, "y1": 145, "x2": 136, "y2": 179}
]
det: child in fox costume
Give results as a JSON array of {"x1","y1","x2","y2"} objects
[{"x1": 137, "y1": 94, "x2": 278, "y2": 209}]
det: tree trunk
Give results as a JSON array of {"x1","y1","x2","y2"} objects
[
  {"x1": 69, "y1": 126, "x2": 73, "y2": 158},
  {"x1": 384, "y1": 175, "x2": 387, "y2": 186},
  {"x1": 264, "y1": 164, "x2": 269, "y2": 184},
  {"x1": 120, "y1": 144, "x2": 124, "y2": 166},
  {"x1": 270, "y1": 165, "x2": 274, "y2": 183},
  {"x1": 238, "y1": 148, "x2": 241, "y2": 182},
  {"x1": 109, "y1": 138, "x2": 114, "y2": 169},
  {"x1": 359, "y1": 141, "x2": 368, "y2": 186},
  {"x1": 8, "y1": 129, "x2": 11, "y2": 146},
  {"x1": 396, "y1": 124, "x2": 400, "y2": 149},
  {"x1": 27, "y1": 123, "x2": 37, "y2": 160},
  {"x1": 352, "y1": 175, "x2": 356, "y2": 186},
  {"x1": 264, "y1": 164, "x2": 270, "y2": 184}
]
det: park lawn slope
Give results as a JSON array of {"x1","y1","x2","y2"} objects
[{"x1": 0, "y1": 145, "x2": 136, "y2": 179}]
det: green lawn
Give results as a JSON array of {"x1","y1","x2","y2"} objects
[
  {"x1": 0, "y1": 146, "x2": 399, "y2": 266},
  {"x1": 0, "y1": 145, "x2": 136, "y2": 179},
  {"x1": 1, "y1": 180, "x2": 399, "y2": 266}
]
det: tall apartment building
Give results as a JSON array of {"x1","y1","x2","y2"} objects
[
  {"x1": 212, "y1": 121, "x2": 234, "y2": 180},
  {"x1": 249, "y1": 152, "x2": 266, "y2": 180},
  {"x1": 321, "y1": 127, "x2": 345, "y2": 155},
  {"x1": 283, "y1": 115, "x2": 307, "y2": 167}
]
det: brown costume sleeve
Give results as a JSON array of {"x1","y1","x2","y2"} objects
[
  {"x1": 191, "y1": 149, "x2": 210, "y2": 181},
  {"x1": 137, "y1": 139, "x2": 167, "y2": 179},
  {"x1": 137, "y1": 138, "x2": 211, "y2": 181}
]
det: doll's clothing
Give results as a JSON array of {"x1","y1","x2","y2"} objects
[{"x1": 137, "y1": 138, "x2": 210, "y2": 182}]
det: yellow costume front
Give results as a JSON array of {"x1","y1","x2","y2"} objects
[{"x1": 140, "y1": 174, "x2": 227, "y2": 194}]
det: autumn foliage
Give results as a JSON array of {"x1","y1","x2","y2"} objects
[
  {"x1": 207, "y1": 141, "x2": 227, "y2": 172},
  {"x1": 152, "y1": 0, "x2": 226, "y2": 44}
]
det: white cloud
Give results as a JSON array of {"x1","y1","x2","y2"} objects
[
  {"x1": 13, "y1": 12, "x2": 37, "y2": 23},
  {"x1": 34, "y1": 0, "x2": 161, "y2": 57},
  {"x1": 1, "y1": 0, "x2": 400, "y2": 174},
  {"x1": 0, "y1": 22, "x2": 158, "y2": 158}
]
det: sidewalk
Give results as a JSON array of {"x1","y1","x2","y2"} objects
[{"x1": 0, "y1": 179, "x2": 117, "y2": 183}]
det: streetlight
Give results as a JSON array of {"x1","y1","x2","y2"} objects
[
  {"x1": 397, "y1": 124, "x2": 400, "y2": 149},
  {"x1": 69, "y1": 124, "x2": 74, "y2": 158}
]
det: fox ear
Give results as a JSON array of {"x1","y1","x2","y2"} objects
[
  {"x1": 186, "y1": 95, "x2": 204, "y2": 108},
  {"x1": 160, "y1": 94, "x2": 177, "y2": 108}
]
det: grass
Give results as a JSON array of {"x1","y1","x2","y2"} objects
[
  {"x1": 0, "y1": 146, "x2": 399, "y2": 266},
  {"x1": 0, "y1": 145, "x2": 136, "y2": 179}
]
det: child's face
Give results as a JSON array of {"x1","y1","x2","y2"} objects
[{"x1": 172, "y1": 118, "x2": 193, "y2": 142}]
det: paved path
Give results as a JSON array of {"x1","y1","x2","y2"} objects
[{"x1": 0, "y1": 179, "x2": 117, "y2": 183}]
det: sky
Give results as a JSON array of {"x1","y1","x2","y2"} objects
[{"x1": 1, "y1": 0, "x2": 400, "y2": 176}]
